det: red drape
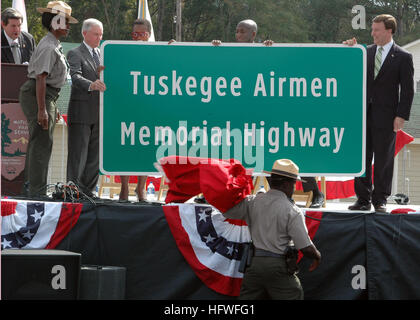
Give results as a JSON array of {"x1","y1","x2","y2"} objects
[{"x1": 159, "y1": 156, "x2": 253, "y2": 213}]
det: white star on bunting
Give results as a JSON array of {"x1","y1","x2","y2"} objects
[
  {"x1": 198, "y1": 211, "x2": 208, "y2": 222},
  {"x1": 204, "y1": 234, "x2": 215, "y2": 243},
  {"x1": 31, "y1": 208, "x2": 43, "y2": 222}
]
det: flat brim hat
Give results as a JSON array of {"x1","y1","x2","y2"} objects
[
  {"x1": 263, "y1": 159, "x2": 305, "y2": 181},
  {"x1": 37, "y1": 1, "x2": 78, "y2": 24}
]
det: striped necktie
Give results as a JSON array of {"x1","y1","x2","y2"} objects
[
  {"x1": 10, "y1": 42, "x2": 21, "y2": 64},
  {"x1": 92, "y1": 48, "x2": 100, "y2": 67},
  {"x1": 374, "y1": 46, "x2": 383, "y2": 79}
]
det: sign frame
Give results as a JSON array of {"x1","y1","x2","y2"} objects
[{"x1": 99, "y1": 41, "x2": 366, "y2": 177}]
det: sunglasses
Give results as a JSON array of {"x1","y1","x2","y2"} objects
[{"x1": 131, "y1": 31, "x2": 149, "y2": 39}]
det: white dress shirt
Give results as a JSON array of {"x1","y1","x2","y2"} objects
[{"x1": 83, "y1": 41, "x2": 100, "y2": 60}]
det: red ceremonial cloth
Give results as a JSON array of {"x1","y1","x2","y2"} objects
[
  {"x1": 159, "y1": 156, "x2": 253, "y2": 213},
  {"x1": 1, "y1": 200, "x2": 17, "y2": 216},
  {"x1": 390, "y1": 208, "x2": 417, "y2": 214}
]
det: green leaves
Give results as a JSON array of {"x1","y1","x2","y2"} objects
[{"x1": 6, "y1": 0, "x2": 418, "y2": 45}]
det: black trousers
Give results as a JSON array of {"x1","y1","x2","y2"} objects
[
  {"x1": 238, "y1": 257, "x2": 303, "y2": 300},
  {"x1": 354, "y1": 123, "x2": 396, "y2": 206},
  {"x1": 302, "y1": 177, "x2": 320, "y2": 193},
  {"x1": 66, "y1": 122, "x2": 100, "y2": 195}
]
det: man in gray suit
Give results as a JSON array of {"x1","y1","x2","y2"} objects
[{"x1": 66, "y1": 18, "x2": 106, "y2": 198}]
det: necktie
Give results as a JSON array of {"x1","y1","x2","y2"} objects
[
  {"x1": 374, "y1": 46, "x2": 383, "y2": 79},
  {"x1": 10, "y1": 42, "x2": 21, "y2": 64},
  {"x1": 92, "y1": 49, "x2": 100, "y2": 67}
]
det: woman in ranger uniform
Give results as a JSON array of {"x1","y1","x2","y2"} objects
[{"x1": 19, "y1": 1, "x2": 78, "y2": 197}]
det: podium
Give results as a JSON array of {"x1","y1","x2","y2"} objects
[{"x1": 1, "y1": 63, "x2": 29, "y2": 196}]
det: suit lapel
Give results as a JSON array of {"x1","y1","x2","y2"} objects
[
  {"x1": 81, "y1": 43, "x2": 98, "y2": 75},
  {"x1": 1, "y1": 30, "x2": 14, "y2": 63},
  {"x1": 17, "y1": 34, "x2": 27, "y2": 61},
  {"x1": 368, "y1": 45, "x2": 376, "y2": 80},
  {"x1": 375, "y1": 43, "x2": 396, "y2": 81}
]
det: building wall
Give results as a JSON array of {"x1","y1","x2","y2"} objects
[
  {"x1": 395, "y1": 142, "x2": 420, "y2": 205},
  {"x1": 408, "y1": 43, "x2": 420, "y2": 88},
  {"x1": 394, "y1": 92, "x2": 420, "y2": 205},
  {"x1": 404, "y1": 40, "x2": 420, "y2": 92},
  {"x1": 397, "y1": 41, "x2": 420, "y2": 204}
]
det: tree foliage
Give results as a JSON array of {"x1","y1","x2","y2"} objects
[{"x1": 1, "y1": 0, "x2": 419, "y2": 45}]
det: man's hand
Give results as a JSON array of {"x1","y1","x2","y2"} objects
[
  {"x1": 168, "y1": 39, "x2": 176, "y2": 45},
  {"x1": 394, "y1": 116, "x2": 405, "y2": 132},
  {"x1": 308, "y1": 258, "x2": 320, "y2": 272},
  {"x1": 97, "y1": 65, "x2": 105, "y2": 75},
  {"x1": 89, "y1": 79, "x2": 106, "y2": 92},
  {"x1": 263, "y1": 40, "x2": 273, "y2": 46},
  {"x1": 212, "y1": 40, "x2": 221, "y2": 46},
  {"x1": 300, "y1": 244, "x2": 321, "y2": 272},
  {"x1": 37, "y1": 109, "x2": 49, "y2": 130},
  {"x1": 342, "y1": 37, "x2": 357, "y2": 46},
  {"x1": 56, "y1": 110, "x2": 62, "y2": 123},
  {"x1": 36, "y1": 72, "x2": 48, "y2": 130}
]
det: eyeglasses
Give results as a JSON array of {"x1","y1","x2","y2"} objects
[{"x1": 131, "y1": 31, "x2": 149, "y2": 39}]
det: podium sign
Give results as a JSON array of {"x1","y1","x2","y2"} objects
[
  {"x1": 100, "y1": 42, "x2": 366, "y2": 176},
  {"x1": 1, "y1": 103, "x2": 28, "y2": 195},
  {"x1": 1, "y1": 63, "x2": 29, "y2": 195}
]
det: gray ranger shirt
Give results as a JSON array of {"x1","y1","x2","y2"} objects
[
  {"x1": 223, "y1": 189, "x2": 313, "y2": 255},
  {"x1": 27, "y1": 32, "x2": 68, "y2": 88}
]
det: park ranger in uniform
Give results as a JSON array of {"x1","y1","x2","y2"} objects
[
  {"x1": 223, "y1": 159, "x2": 321, "y2": 299},
  {"x1": 19, "y1": 1, "x2": 78, "y2": 196}
]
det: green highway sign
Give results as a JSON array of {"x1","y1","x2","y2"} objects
[{"x1": 100, "y1": 42, "x2": 366, "y2": 176}]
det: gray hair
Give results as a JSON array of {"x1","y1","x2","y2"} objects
[
  {"x1": 1, "y1": 7, "x2": 23, "y2": 25},
  {"x1": 81, "y1": 18, "x2": 103, "y2": 34},
  {"x1": 237, "y1": 19, "x2": 258, "y2": 33}
]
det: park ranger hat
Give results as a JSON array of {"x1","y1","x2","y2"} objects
[
  {"x1": 37, "y1": 1, "x2": 78, "y2": 24},
  {"x1": 263, "y1": 159, "x2": 304, "y2": 181}
]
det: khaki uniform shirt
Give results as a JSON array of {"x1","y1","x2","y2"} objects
[
  {"x1": 223, "y1": 189, "x2": 312, "y2": 254},
  {"x1": 27, "y1": 32, "x2": 68, "y2": 88}
]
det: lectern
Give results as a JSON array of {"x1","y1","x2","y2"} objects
[{"x1": 1, "y1": 63, "x2": 29, "y2": 196}]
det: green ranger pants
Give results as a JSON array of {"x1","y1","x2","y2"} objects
[
  {"x1": 19, "y1": 79, "x2": 60, "y2": 196},
  {"x1": 239, "y1": 256, "x2": 304, "y2": 300}
]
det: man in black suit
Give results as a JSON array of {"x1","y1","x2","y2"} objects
[
  {"x1": 1, "y1": 7, "x2": 35, "y2": 64},
  {"x1": 345, "y1": 14, "x2": 414, "y2": 213},
  {"x1": 66, "y1": 18, "x2": 106, "y2": 198}
]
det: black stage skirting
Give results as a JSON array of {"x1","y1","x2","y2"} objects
[{"x1": 56, "y1": 202, "x2": 420, "y2": 300}]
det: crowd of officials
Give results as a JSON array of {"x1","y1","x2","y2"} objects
[{"x1": 1, "y1": 0, "x2": 414, "y2": 300}]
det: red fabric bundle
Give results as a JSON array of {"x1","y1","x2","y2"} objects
[{"x1": 159, "y1": 156, "x2": 253, "y2": 212}]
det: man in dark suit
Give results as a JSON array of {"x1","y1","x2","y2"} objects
[
  {"x1": 66, "y1": 18, "x2": 106, "y2": 198},
  {"x1": 1, "y1": 7, "x2": 35, "y2": 64},
  {"x1": 345, "y1": 14, "x2": 414, "y2": 213}
]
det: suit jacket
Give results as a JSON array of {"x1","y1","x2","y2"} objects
[
  {"x1": 67, "y1": 43, "x2": 100, "y2": 125},
  {"x1": 366, "y1": 43, "x2": 414, "y2": 130},
  {"x1": 1, "y1": 30, "x2": 36, "y2": 64}
]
